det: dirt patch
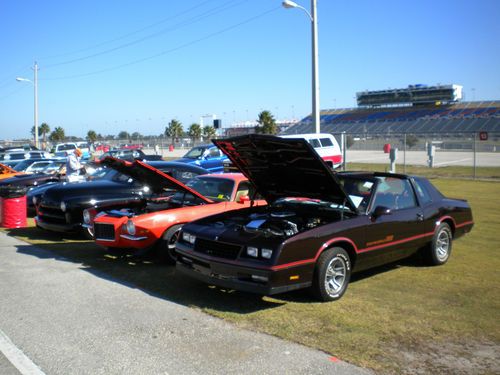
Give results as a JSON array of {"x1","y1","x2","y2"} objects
[{"x1": 390, "y1": 339, "x2": 499, "y2": 374}]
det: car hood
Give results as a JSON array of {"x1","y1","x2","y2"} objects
[
  {"x1": 100, "y1": 157, "x2": 210, "y2": 203},
  {"x1": 213, "y1": 134, "x2": 356, "y2": 211},
  {"x1": 173, "y1": 157, "x2": 198, "y2": 164},
  {"x1": 0, "y1": 173, "x2": 56, "y2": 186}
]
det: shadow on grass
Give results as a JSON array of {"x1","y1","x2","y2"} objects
[{"x1": 6, "y1": 226, "x2": 283, "y2": 314}]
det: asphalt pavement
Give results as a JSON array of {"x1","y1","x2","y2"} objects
[{"x1": 0, "y1": 231, "x2": 371, "y2": 375}]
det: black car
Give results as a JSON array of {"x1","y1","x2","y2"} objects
[
  {"x1": 98, "y1": 148, "x2": 162, "y2": 162},
  {"x1": 0, "y1": 160, "x2": 66, "y2": 189},
  {"x1": 35, "y1": 160, "x2": 208, "y2": 236},
  {"x1": 176, "y1": 134, "x2": 474, "y2": 302}
]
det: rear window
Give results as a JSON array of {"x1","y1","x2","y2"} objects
[{"x1": 319, "y1": 138, "x2": 334, "y2": 147}]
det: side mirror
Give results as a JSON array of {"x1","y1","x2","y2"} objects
[
  {"x1": 372, "y1": 206, "x2": 391, "y2": 219},
  {"x1": 238, "y1": 195, "x2": 250, "y2": 204}
]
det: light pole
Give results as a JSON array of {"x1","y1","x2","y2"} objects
[
  {"x1": 16, "y1": 61, "x2": 39, "y2": 148},
  {"x1": 282, "y1": 0, "x2": 320, "y2": 134}
]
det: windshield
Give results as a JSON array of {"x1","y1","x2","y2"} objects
[
  {"x1": 272, "y1": 176, "x2": 376, "y2": 213},
  {"x1": 42, "y1": 161, "x2": 65, "y2": 173},
  {"x1": 185, "y1": 177, "x2": 234, "y2": 202},
  {"x1": 26, "y1": 161, "x2": 52, "y2": 173},
  {"x1": 183, "y1": 146, "x2": 206, "y2": 159},
  {"x1": 13, "y1": 160, "x2": 35, "y2": 171}
]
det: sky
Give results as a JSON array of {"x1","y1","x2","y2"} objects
[{"x1": 1, "y1": 0, "x2": 499, "y2": 140}]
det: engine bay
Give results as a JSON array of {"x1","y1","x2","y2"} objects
[{"x1": 208, "y1": 201, "x2": 352, "y2": 238}]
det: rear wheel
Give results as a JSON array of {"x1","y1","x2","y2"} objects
[
  {"x1": 156, "y1": 225, "x2": 182, "y2": 264},
  {"x1": 423, "y1": 223, "x2": 452, "y2": 266},
  {"x1": 312, "y1": 247, "x2": 351, "y2": 302}
]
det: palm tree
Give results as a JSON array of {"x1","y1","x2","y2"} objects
[
  {"x1": 49, "y1": 127, "x2": 65, "y2": 142},
  {"x1": 188, "y1": 123, "x2": 202, "y2": 141},
  {"x1": 86, "y1": 130, "x2": 97, "y2": 145},
  {"x1": 255, "y1": 110, "x2": 277, "y2": 135},
  {"x1": 165, "y1": 119, "x2": 183, "y2": 139},
  {"x1": 118, "y1": 131, "x2": 130, "y2": 141},
  {"x1": 202, "y1": 126, "x2": 216, "y2": 141}
]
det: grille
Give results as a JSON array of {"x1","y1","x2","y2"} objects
[
  {"x1": 38, "y1": 206, "x2": 66, "y2": 224},
  {"x1": 94, "y1": 223, "x2": 116, "y2": 241},
  {"x1": 194, "y1": 238, "x2": 242, "y2": 260}
]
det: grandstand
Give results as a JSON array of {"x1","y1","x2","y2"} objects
[{"x1": 283, "y1": 100, "x2": 500, "y2": 135}]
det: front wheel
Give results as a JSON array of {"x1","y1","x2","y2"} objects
[
  {"x1": 156, "y1": 225, "x2": 182, "y2": 264},
  {"x1": 312, "y1": 247, "x2": 351, "y2": 302},
  {"x1": 423, "y1": 223, "x2": 453, "y2": 266}
]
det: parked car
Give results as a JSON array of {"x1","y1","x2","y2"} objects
[
  {"x1": 0, "y1": 150, "x2": 51, "y2": 162},
  {"x1": 98, "y1": 148, "x2": 162, "y2": 162},
  {"x1": 91, "y1": 161, "x2": 265, "y2": 263},
  {"x1": 281, "y1": 133, "x2": 343, "y2": 168},
  {"x1": 0, "y1": 160, "x2": 66, "y2": 189},
  {"x1": 34, "y1": 159, "x2": 208, "y2": 237},
  {"x1": 53, "y1": 143, "x2": 77, "y2": 158},
  {"x1": 0, "y1": 163, "x2": 24, "y2": 180},
  {"x1": 173, "y1": 144, "x2": 228, "y2": 173},
  {"x1": 176, "y1": 134, "x2": 474, "y2": 302}
]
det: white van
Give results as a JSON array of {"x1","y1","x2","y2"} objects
[{"x1": 281, "y1": 133, "x2": 343, "y2": 168}]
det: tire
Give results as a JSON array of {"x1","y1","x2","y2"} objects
[
  {"x1": 156, "y1": 225, "x2": 183, "y2": 264},
  {"x1": 423, "y1": 223, "x2": 453, "y2": 266},
  {"x1": 312, "y1": 247, "x2": 351, "y2": 302}
]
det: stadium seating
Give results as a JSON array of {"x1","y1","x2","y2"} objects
[{"x1": 284, "y1": 101, "x2": 500, "y2": 135}]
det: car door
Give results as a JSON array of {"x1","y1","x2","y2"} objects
[
  {"x1": 361, "y1": 176, "x2": 424, "y2": 267},
  {"x1": 200, "y1": 148, "x2": 224, "y2": 172}
]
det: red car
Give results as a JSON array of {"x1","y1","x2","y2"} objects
[{"x1": 89, "y1": 160, "x2": 265, "y2": 263}]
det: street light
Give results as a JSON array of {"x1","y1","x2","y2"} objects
[
  {"x1": 282, "y1": 0, "x2": 320, "y2": 134},
  {"x1": 16, "y1": 61, "x2": 39, "y2": 148}
]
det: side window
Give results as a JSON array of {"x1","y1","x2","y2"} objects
[
  {"x1": 413, "y1": 178, "x2": 433, "y2": 205},
  {"x1": 319, "y1": 137, "x2": 333, "y2": 147},
  {"x1": 208, "y1": 148, "x2": 220, "y2": 158},
  {"x1": 372, "y1": 177, "x2": 416, "y2": 211},
  {"x1": 308, "y1": 138, "x2": 321, "y2": 148},
  {"x1": 235, "y1": 181, "x2": 262, "y2": 200}
]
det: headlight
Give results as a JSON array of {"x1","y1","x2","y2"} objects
[
  {"x1": 182, "y1": 232, "x2": 196, "y2": 244},
  {"x1": 60, "y1": 201, "x2": 67, "y2": 212},
  {"x1": 261, "y1": 248, "x2": 273, "y2": 259},
  {"x1": 246, "y1": 246, "x2": 258, "y2": 258},
  {"x1": 126, "y1": 220, "x2": 136, "y2": 235},
  {"x1": 32, "y1": 196, "x2": 38, "y2": 205},
  {"x1": 82, "y1": 209, "x2": 91, "y2": 224}
]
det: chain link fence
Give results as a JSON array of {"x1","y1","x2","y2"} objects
[{"x1": 334, "y1": 131, "x2": 500, "y2": 179}]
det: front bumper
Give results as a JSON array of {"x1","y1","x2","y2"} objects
[
  {"x1": 35, "y1": 216, "x2": 81, "y2": 233},
  {"x1": 175, "y1": 242, "x2": 312, "y2": 295}
]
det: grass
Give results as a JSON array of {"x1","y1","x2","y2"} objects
[
  {"x1": 2, "y1": 178, "x2": 499, "y2": 373},
  {"x1": 345, "y1": 162, "x2": 500, "y2": 180}
]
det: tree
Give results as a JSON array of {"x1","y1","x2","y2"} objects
[
  {"x1": 131, "y1": 132, "x2": 142, "y2": 141},
  {"x1": 118, "y1": 131, "x2": 130, "y2": 140},
  {"x1": 188, "y1": 123, "x2": 202, "y2": 140},
  {"x1": 202, "y1": 126, "x2": 216, "y2": 140},
  {"x1": 39, "y1": 123, "x2": 50, "y2": 145},
  {"x1": 48, "y1": 127, "x2": 65, "y2": 142},
  {"x1": 165, "y1": 119, "x2": 183, "y2": 139},
  {"x1": 255, "y1": 110, "x2": 277, "y2": 135},
  {"x1": 406, "y1": 134, "x2": 419, "y2": 149},
  {"x1": 86, "y1": 130, "x2": 97, "y2": 144}
]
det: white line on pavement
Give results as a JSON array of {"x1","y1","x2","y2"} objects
[
  {"x1": 434, "y1": 158, "x2": 472, "y2": 167},
  {"x1": 0, "y1": 329, "x2": 45, "y2": 375}
]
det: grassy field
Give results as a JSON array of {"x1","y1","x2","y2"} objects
[
  {"x1": 2, "y1": 178, "x2": 499, "y2": 374},
  {"x1": 346, "y1": 162, "x2": 500, "y2": 180}
]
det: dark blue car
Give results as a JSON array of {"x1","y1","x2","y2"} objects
[{"x1": 173, "y1": 144, "x2": 228, "y2": 173}]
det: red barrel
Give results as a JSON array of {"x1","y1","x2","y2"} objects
[
  {"x1": 1, "y1": 196, "x2": 27, "y2": 228},
  {"x1": 169, "y1": 144, "x2": 174, "y2": 152},
  {"x1": 383, "y1": 143, "x2": 391, "y2": 153}
]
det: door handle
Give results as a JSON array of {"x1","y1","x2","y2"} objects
[{"x1": 417, "y1": 213, "x2": 424, "y2": 221}]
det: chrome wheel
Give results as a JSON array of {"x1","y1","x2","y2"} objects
[
  {"x1": 324, "y1": 256, "x2": 347, "y2": 297},
  {"x1": 436, "y1": 229, "x2": 450, "y2": 261}
]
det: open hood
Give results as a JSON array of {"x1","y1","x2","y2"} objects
[
  {"x1": 213, "y1": 134, "x2": 356, "y2": 212},
  {"x1": 99, "y1": 157, "x2": 211, "y2": 203}
]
